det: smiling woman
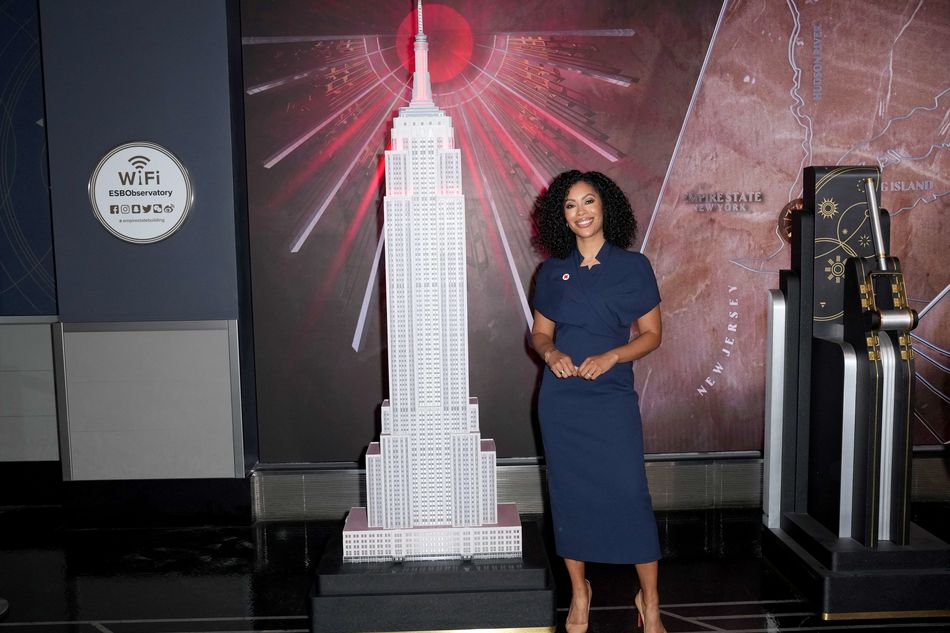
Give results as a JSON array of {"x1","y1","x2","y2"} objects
[
  {"x1": 532, "y1": 170, "x2": 639, "y2": 260},
  {"x1": 563, "y1": 181, "x2": 605, "y2": 249},
  {"x1": 530, "y1": 170, "x2": 667, "y2": 633}
]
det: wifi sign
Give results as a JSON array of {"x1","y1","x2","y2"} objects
[{"x1": 117, "y1": 155, "x2": 161, "y2": 185}]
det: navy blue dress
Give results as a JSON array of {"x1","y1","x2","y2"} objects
[{"x1": 534, "y1": 242, "x2": 661, "y2": 564}]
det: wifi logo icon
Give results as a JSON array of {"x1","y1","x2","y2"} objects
[
  {"x1": 117, "y1": 153, "x2": 161, "y2": 186},
  {"x1": 128, "y1": 155, "x2": 151, "y2": 170}
]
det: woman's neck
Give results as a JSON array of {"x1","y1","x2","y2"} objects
[{"x1": 576, "y1": 234, "x2": 606, "y2": 260}]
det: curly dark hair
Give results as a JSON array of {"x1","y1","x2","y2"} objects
[{"x1": 531, "y1": 170, "x2": 638, "y2": 259}]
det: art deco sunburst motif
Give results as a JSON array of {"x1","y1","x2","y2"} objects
[
  {"x1": 817, "y1": 197, "x2": 839, "y2": 219},
  {"x1": 825, "y1": 254, "x2": 846, "y2": 283}
]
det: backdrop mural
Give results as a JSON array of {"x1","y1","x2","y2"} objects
[
  {"x1": 0, "y1": 0, "x2": 55, "y2": 316},
  {"x1": 240, "y1": 0, "x2": 949, "y2": 463}
]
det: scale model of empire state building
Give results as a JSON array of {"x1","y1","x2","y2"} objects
[{"x1": 341, "y1": 2, "x2": 522, "y2": 562}]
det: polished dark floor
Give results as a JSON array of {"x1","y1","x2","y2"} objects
[{"x1": 1, "y1": 505, "x2": 948, "y2": 633}]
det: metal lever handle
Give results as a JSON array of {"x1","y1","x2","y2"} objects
[{"x1": 864, "y1": 176, "x2": 888, "y2": 270}]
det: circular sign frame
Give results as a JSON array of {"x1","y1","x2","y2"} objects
[{"x1": 88, "y1": 141, "x2": 194, "y2": 244}]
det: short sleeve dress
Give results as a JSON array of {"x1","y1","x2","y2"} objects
[{"x1": 533, "y1": 241, "x2": 661, "y2": 564}]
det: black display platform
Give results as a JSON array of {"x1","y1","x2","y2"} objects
[
  {"x1": 311, "y1": 521, "x2": 556, "y2": 633},
  {"x1": 763, "y1": 514, "x2": 950, "y2": 619}
]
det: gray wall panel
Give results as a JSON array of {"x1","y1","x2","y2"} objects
[
  {"x1": 0, "y1": 322, "x2": 59, "y2": 461},
  {"x1": 60, "y1": 325, "x2": 241, "y2": 480},
  {"x1": 0, "y1": 416, "x2": 59, "y2": 461},
  {"x1": 0, "y1": 371, "x2": 56, "y2": 417},
  {"x1": 0, "y1": 323, "x2": 55, "y2": 370}
]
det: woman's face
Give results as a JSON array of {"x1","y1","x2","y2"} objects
[{"x1": 563, "y1": 180, "x2": 604, "y2": 240}]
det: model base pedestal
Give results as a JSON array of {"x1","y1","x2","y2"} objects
[
  {"x1": 763, "y1": 513, "x2": 950, "y2": 620},
  {"x1": 311, "y1": 521, "x2": 555, "y2": 633}
]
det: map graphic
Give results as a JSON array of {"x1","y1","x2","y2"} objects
[{"x1": 642, "y1": 0, "x2": 948, "y2": 450}]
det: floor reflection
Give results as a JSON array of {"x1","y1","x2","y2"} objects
[{"x1": 0, "y1": 506, "x2": 947, "y2": 632}]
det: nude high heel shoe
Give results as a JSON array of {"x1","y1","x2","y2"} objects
[
  {"x1": 566, "y1": 579, "x2": 591, "y2": 633},
  {"x1": 634, "y1": 589, "x2": 643, "y2": 629},
  {"x1": 634, "y1": 589, "x2": 667, "y2": 633}
]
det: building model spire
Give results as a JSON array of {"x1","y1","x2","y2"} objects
[
  {"x1": 342, "y1": 0, "x2": 521, "y2": 562},
  {"x1": 410, "y1": 0, "x2": 433, "y2": 105}
]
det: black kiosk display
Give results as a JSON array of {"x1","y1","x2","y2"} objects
[{"x1": 763, "y1": 166, "x2": 950, "y2": 619}]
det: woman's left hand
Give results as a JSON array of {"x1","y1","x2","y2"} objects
[{"x1": 578, "y1": 352, "x2": 619, "y2": 380}]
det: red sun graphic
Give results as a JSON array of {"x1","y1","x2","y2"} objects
[{"x1": 396, "y1": 4, "x2": 474, "y2": 84}]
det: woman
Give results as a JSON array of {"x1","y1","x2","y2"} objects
[{"x1": 530, "y1": 170, "x2": 666, "y2": 633}]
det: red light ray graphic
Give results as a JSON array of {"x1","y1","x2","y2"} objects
[
  {"x1": 261, "y1": 39, "x2": 401, "y2": 169},
  {"x1": 285, "y1": 155, "x2": 385, "y2": 370},
  {"x1": 466, "y1": 82, "x2": 547, "y2": 191},
  {"x1": 317, "y1": 156, "x2": 386, "y2": 306},
  {"x1": 458, "y1": 106, "x2": 533, "y2": 323},
  {"x1": 455, "y1": 120, "x2": 510, "y2": 297},
  {"x1": 465, "y1": 47, "x2": 623, "y2": 162},
  {"x1": 482, "y1": 89, "x2": 577, "y2": 171},
  {"x1": 290, "y1": 88, "x2": 405, "y2": 252},
  {"x1": 269, "y1": 90, "x2": 390, "y2": 210}
]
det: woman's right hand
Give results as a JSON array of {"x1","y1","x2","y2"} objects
[
  {"x1": 532, "y1": 310, "x2": 576, "y2": 378},
  {"x1": 546, "y1": 349, "x2": 577, "y2": 379}
]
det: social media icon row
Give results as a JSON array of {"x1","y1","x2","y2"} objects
[{"x1": 109, "y1": 204, "x2": 175, "y2": 214}]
